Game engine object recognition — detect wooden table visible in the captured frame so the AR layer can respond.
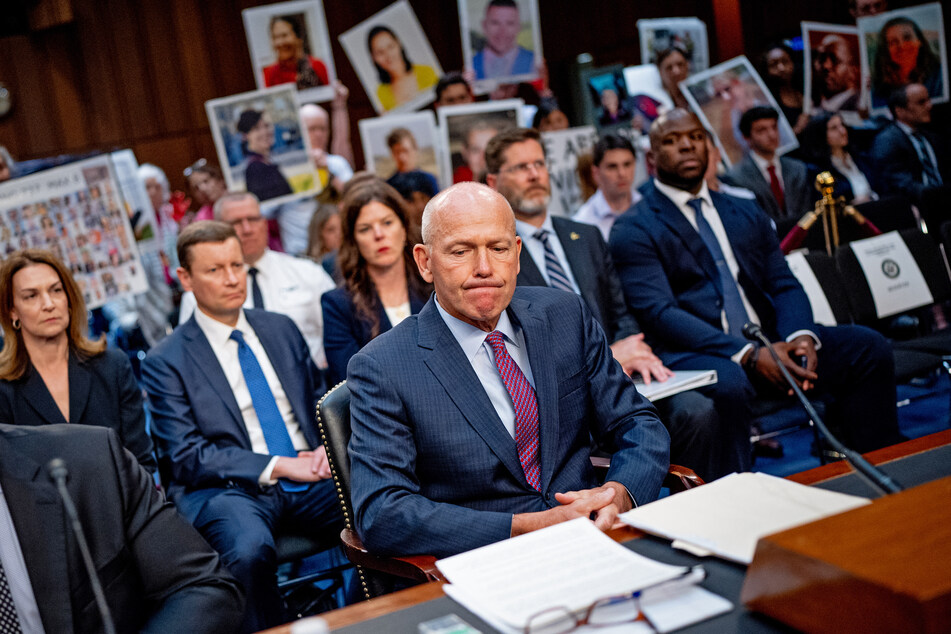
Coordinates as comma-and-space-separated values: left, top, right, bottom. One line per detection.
264, 429, 951, 633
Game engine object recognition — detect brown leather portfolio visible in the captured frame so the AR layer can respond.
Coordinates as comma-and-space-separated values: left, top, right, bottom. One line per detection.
741, 476, 951, 633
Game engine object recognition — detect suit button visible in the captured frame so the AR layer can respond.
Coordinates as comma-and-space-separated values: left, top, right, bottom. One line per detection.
716, 300, 722, 308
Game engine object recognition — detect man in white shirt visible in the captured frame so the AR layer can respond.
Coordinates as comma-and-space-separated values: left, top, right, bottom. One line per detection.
180, 192, 336, 372
724, 106, 810, 221
573, 134, 643, 241
142, 221, 345, 633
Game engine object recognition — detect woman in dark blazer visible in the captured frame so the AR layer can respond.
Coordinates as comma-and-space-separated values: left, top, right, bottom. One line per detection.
321, 178, 431, 385
0, 249, 156, 472
800, 113, 877, 205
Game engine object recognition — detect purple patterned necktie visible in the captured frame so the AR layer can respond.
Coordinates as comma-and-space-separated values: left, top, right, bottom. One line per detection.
485, 330, 540, 491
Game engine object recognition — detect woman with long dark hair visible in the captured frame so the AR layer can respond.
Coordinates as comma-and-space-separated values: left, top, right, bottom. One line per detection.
800, 113, 876, 204
321, 178, 431, 384
263, 14, 329, 89
872, 16, 943, 108
367, 25, 437, 111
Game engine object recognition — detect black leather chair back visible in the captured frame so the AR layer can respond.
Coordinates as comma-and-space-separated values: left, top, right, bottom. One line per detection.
316, 381, 355, 529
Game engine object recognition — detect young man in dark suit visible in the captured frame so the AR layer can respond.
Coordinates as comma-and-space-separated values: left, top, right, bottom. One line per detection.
0, 423, 243, 633
142, 221, 344, 633
610, 109, 903, 467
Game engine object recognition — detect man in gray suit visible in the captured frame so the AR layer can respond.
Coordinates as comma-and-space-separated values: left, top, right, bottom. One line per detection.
725, 106, 811, 222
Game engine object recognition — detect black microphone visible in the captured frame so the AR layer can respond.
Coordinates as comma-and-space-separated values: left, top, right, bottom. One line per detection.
47, 459, 118, 634
741, 323, 902, 496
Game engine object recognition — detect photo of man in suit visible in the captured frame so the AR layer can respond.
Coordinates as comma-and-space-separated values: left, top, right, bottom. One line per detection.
724, 106, 811, 221
486, 127, 735, 480
609, 109, 904, 470
347, 182, 670, 558
142, 221, 344, 633
0, 423, 243, 633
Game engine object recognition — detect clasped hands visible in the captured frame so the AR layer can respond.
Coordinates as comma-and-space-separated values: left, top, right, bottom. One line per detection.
610, 333, 674, 384
751, 334, 819, 394
271, 446, 332, 483
511, 481, 632, 537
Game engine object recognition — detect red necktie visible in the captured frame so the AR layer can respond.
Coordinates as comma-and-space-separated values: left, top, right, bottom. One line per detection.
485, 330, 541, 491
767, 164, 786, 213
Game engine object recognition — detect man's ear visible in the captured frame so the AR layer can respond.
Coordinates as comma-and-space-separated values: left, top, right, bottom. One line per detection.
485, 172, 498, 189
177, 267, 192, 292
413, 244, 434, 283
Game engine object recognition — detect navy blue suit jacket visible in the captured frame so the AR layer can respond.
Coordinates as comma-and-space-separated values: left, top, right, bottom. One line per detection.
348, 287, 669, 558
141, 309, 322, 516
516, 216, 639, 343
871, 123, 947, 203
321, 286, 428, 386
609, 182, 815, 361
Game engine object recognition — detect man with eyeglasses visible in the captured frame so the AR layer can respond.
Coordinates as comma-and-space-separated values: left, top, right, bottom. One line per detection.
179, 192, 336, 375
485, 128, 728, 481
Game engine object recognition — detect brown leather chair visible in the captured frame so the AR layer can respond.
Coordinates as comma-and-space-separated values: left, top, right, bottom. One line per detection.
317, 381, 704, 600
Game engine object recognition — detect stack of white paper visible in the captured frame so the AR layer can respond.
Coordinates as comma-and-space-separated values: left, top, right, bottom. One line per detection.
635, 370, 717, 402
620, 472, 871, 564
437, 518, 731, 633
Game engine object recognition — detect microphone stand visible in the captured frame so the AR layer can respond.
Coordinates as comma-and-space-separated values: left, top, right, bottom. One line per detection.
742, 323, 902, 496
48, 459, 118, 634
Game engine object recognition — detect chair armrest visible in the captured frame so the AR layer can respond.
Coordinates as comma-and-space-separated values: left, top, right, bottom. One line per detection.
664, 464, 705, 493
340, 528, 444, 583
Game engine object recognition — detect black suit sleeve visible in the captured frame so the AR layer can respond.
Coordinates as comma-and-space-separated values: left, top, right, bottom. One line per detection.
104, 429, 244, 633
597, 232, 641, 341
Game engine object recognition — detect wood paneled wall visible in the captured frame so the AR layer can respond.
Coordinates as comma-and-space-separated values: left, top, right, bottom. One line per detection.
9, 0, 929, 195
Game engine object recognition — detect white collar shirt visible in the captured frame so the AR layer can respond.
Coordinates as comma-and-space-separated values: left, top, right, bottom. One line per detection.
434, 299, 533, 440
0, 482, 44, 634
193, 307, 309, 483
572, 186, 644, 241
750, 151, 783, 189
180, 249, 336, 368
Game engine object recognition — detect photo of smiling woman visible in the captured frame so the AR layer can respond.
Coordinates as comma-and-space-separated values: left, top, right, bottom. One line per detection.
0, 249, 157, 472
320, 178, 431, 385
263, 14, 328, 89
237, 108, 294, 201
367, 25, 438, 112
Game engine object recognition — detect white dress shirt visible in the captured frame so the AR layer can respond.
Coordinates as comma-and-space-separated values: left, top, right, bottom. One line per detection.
435, 299, 534, 439
654, 179, 819, 360
572, 186, 644, 241
516, 215, 581, 294
193, 307, 310, 484
0, 483, 44, 634
830, 153, 874, 201
181, 249, 336, 368
750, 151, 783, 189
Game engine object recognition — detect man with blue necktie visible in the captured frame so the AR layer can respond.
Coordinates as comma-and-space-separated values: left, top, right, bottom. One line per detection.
347, 182, 669, 559
142, 221, 343, 633
609, 109, 904, 467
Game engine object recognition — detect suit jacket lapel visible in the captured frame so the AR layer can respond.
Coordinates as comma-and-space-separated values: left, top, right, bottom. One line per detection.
20, 367, 66, 426
508, 296, 559, 493
0, 434, 72, 634
180, 318, 248, 445
416, 300, 527, 487
67, 354, 92, 424
516, 238, 547, 286
552, 218, 590, 289
646, 183, 721, 292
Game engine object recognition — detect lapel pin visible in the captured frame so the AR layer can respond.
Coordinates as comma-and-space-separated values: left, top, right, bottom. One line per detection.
569, 232, 580, 240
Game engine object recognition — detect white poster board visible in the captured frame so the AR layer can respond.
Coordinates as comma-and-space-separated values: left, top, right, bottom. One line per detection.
110, 149, 161, 254
785, 251, 837, 326
637, 17, 710, 71
849, 231, 933, 318
358, 111, 443, 188
0, 156, 148, 308
540, 126, 598, 217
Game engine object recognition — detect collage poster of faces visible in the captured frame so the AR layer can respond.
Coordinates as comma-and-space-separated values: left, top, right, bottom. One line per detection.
0, 156, 148, 309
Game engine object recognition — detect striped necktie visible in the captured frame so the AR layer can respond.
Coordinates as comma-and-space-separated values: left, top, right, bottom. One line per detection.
533, 229, 574, 293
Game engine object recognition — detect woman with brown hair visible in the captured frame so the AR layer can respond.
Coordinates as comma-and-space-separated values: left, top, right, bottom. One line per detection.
321, 178, 431, 384
0, 249, 156, 472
